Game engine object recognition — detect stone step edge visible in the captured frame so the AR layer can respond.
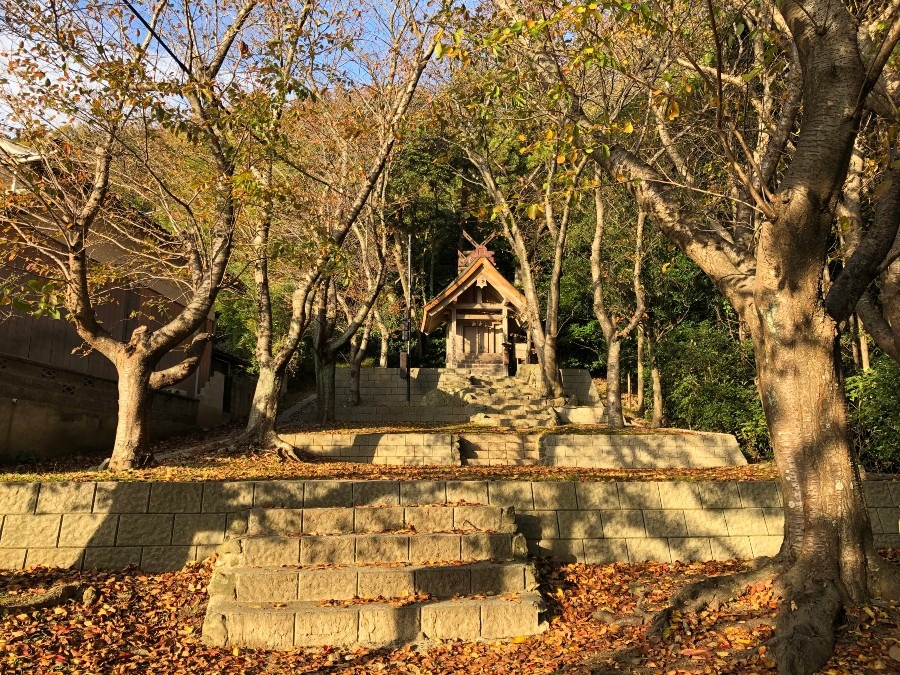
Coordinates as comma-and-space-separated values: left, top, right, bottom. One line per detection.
209, 560, 539, 602
225, 531, 529, 567
246, 504, 516, 537
202, 592, 548, 649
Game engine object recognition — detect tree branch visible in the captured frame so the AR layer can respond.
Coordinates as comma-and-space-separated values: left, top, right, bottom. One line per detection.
149, 332, 213, 390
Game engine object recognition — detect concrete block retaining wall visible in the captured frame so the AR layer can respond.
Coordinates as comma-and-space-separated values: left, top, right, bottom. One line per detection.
276, 431, 746, 468
460, 431, 746, 468
1, 479, 896, 572
279, 433, 460, 466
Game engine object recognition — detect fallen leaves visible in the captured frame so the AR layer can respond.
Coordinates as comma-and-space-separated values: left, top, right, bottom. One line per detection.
0, 554, 897, 673
0, 448, 782, 485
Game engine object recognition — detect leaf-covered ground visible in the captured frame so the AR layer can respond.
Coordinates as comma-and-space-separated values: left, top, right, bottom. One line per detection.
0, 450, 781, 485
0, 424, 790, 483
1, 552, 898, 674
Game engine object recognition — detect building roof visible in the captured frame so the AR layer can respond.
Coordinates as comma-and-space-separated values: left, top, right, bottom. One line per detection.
0, 138, 43, 164
420, 254, 527, 334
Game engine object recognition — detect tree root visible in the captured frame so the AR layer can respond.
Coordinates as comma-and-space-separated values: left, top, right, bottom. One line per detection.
774, 580, 842, 675
646, 550, 900, 675
867, 552, 900, 602
0, 583, 98, 615
646, 557, 782, 639
226, 431, 309, 462
98, 452, 155, 472
267, 435, 305, 462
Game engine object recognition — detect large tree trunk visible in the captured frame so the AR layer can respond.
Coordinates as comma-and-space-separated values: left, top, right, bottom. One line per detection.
243, 363, 285, 446
605, 339, 625, 428
109, 359, 154, 470
748, 287, 899, 671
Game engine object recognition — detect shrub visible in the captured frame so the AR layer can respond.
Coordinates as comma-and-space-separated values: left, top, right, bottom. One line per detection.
657, 321, 772, 461
845, 355, 900, 474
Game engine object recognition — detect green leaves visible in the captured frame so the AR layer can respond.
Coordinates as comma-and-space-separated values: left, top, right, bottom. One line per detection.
0, 279, 63, 319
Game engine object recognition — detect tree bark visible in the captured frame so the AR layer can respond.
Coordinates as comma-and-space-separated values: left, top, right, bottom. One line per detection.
858, 315, 870, 371
647, 328, 664, 428
375, 309, 389, 368
348, 318, 372, 406
243, 363, 285, 446
315, 355, 337, 424
109, 359, 154, 470
635, 325, 645, 416
605, 339, 624, 428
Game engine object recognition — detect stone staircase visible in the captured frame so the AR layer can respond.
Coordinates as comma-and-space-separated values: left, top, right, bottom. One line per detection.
435, 370, 561, 429
202, 503, 547, 649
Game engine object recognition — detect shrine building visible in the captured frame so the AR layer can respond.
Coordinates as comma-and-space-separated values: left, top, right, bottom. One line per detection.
420, 245, 527, 371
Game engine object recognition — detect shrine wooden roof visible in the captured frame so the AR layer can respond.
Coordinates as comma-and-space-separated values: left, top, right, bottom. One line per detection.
420, 255, 526, 334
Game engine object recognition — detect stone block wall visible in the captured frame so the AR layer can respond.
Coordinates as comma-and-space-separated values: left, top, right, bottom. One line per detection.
278, 433, 460, 465
459, 431, 746, 468
0, 479, 896, 572
323, 367, 601, 411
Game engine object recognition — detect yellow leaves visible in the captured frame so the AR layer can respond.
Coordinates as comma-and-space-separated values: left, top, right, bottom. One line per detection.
666, 100, 680, 120
545, 128, 555, 141
622, 121, 634, 134
556, 154, 566, 164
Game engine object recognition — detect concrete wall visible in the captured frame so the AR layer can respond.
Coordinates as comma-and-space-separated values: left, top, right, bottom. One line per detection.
1, 479, 896, 572
0, 355, 200, 462
0, 354, 253, 462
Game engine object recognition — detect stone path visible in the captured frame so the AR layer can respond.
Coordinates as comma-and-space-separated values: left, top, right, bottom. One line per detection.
202, 503, 547, 649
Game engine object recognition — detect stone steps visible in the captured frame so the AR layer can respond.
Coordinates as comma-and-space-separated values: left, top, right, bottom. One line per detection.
203, 592, 547, 649
246, 504, 515, 536
203, 502, 546, 650
236, 531, 528, 566
210, 560, 538, 603
436, 371, 559, 429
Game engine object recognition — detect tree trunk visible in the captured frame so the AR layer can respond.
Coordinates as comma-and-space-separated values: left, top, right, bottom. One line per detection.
849, 314, 861, 369
243, 363, 285, 446
857, 315, 870, 371
647, 328, 664, 428
605, 339, 624, 428
635, 325, 645, 415
349, 344, 362, 407
539, 333, 564, 401
375, 310, 389, 368
315, 355, 337, 424
109, 359, 154, 470
348, 322, 372, 408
